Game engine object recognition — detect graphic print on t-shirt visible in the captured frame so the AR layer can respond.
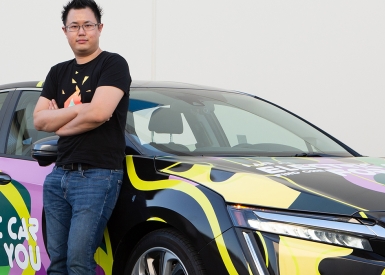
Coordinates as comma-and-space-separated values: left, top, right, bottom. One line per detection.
64, 72, 90, 108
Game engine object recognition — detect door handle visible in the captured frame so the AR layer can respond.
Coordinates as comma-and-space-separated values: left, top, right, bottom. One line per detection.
0, 172, 11, 185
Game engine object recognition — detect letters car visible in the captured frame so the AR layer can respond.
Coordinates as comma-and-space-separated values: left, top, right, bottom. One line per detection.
1, 80, 385, 275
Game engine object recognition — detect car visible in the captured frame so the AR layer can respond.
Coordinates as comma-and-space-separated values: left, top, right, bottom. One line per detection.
1, 80, 385, 275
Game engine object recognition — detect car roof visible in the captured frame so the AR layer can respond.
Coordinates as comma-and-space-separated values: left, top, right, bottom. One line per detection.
0, 81, 40, 90
0, 80, 236, 93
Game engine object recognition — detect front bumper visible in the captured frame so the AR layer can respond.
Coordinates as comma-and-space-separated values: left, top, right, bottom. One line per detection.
199, 227, 385, 275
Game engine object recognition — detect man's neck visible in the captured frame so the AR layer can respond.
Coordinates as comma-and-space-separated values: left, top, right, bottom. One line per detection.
75, 48, 103, 64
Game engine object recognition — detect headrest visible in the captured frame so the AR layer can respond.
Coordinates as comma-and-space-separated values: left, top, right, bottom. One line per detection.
148, 108, 183, 134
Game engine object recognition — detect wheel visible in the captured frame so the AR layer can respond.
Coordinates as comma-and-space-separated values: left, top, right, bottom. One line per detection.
124, 228, 205, 275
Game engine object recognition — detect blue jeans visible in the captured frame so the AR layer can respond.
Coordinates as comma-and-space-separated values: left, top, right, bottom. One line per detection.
43, 165, 123, 275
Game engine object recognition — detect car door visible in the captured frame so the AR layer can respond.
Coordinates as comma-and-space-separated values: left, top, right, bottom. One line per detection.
0, 88, 54, 274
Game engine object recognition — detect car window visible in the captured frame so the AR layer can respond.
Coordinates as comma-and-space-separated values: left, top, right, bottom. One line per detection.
132, 106, 197, 152
6, 91, 54, 157
0, 91, 8, 111
214, 104, 309, 151
127, 88, 352, 157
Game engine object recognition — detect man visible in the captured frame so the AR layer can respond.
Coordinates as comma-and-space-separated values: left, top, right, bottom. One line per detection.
33, 0, 131, 274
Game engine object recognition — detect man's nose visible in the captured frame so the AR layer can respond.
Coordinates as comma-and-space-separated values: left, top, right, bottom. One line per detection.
78, 26, 86, 35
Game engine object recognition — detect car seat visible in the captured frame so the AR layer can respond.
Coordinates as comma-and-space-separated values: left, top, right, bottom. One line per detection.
147, 107, 190, 153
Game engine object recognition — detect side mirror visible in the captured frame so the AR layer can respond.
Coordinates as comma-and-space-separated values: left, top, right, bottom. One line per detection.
0, 172, 11, 185
32, 136, 58, 166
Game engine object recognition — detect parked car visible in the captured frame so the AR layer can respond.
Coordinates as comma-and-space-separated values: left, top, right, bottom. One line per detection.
1, 80, 385, 275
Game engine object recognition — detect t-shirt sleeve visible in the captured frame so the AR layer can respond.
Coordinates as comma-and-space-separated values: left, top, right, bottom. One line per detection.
97, 54, 131, 95
40, 66, 58, 100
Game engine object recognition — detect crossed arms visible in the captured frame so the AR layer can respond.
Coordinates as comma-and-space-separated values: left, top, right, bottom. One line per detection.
33, 86, 124, 136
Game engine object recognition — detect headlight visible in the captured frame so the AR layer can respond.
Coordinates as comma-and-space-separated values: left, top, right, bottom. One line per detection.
228, 205, 373, 251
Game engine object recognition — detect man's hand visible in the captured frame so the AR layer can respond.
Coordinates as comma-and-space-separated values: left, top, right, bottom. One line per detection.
48, 99, 59, 110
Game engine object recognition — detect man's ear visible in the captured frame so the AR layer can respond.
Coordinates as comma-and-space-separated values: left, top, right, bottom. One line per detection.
98, 23, 104, 34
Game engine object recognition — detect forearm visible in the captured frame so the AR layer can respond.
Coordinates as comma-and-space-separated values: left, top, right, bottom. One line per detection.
55, 86, 124, 136
34, 106, 81, 132
55, 105, 106, 136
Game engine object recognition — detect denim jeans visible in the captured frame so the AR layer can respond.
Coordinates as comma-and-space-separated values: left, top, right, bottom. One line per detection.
43, 165, 123, 275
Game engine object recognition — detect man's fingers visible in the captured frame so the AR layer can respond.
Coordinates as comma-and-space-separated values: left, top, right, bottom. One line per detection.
47, 99, 59, 110
52, 99, 59, 109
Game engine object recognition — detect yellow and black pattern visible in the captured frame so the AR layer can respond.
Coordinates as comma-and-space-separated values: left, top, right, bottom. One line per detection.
156, 156, 385, 214
254, 231, 385, 275
150, 156, 385, 274
126, 156, 246, 274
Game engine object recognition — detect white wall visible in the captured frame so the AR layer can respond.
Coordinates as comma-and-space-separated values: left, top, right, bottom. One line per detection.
1, 0, 384, 156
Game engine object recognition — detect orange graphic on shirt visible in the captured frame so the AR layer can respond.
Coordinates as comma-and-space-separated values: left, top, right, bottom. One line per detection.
64, 85, 82, 108
63, 76, 90, 108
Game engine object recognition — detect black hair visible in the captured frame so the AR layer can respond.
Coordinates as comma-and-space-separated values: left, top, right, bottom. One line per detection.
62, 0, 103, 26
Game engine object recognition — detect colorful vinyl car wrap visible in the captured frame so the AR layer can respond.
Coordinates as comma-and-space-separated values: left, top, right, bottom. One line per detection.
0, 158, 114, 275
0, 177, 43, 275
0, 158, 49, 275
148, 155, 385, 275
3, 153, 385, 274
156, 156, 385, 214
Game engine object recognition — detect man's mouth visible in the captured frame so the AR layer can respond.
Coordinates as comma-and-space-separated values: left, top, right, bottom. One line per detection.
76, 39, 88, 44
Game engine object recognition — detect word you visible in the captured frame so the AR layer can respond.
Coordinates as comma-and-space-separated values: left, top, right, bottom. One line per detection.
1, 216, 41, 271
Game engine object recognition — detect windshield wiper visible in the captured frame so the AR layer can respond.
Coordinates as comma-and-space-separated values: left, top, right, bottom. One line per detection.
294, 153, 337, 157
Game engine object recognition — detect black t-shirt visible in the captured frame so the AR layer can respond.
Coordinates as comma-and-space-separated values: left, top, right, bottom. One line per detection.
41, 51, 131, 169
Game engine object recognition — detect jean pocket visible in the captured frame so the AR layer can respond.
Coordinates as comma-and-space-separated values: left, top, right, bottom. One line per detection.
115, 179, 123, 205
112, 170, 123, 204
81, 168, 111, 180
112, 169, 124, 175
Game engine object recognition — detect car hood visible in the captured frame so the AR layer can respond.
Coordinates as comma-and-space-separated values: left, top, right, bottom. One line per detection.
155, 156, 385, 217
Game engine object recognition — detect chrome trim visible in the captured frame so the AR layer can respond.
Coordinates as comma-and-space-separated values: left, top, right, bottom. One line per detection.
367, 224, 385, 239
0, 89, 15, 93
15, 88, 42, 91
253, 211, 375, 237
243, 232, 266, 275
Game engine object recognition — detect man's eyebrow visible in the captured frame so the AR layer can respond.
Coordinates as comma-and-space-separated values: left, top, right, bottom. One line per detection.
67, 20, 93, 25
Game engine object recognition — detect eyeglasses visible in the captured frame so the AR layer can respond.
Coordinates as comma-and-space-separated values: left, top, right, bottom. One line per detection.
65, 23, 100, 32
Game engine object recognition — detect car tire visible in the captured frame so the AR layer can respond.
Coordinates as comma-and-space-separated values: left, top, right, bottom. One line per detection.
124, 228, 206, 275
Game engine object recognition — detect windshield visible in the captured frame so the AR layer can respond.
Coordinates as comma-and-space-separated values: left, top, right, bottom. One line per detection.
126, 88, 354, 157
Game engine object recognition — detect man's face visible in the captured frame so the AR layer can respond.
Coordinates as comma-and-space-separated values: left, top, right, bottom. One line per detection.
63, 7, 103, 57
